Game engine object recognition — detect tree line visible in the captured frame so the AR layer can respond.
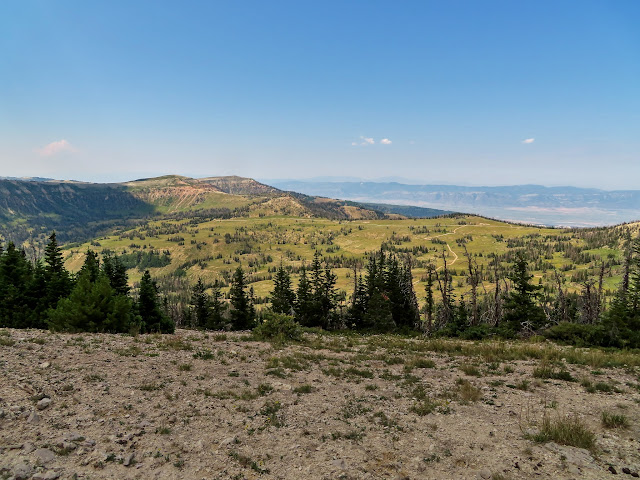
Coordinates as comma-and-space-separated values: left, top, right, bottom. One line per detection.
0, 233, 174, 334
3, 231, 640, 349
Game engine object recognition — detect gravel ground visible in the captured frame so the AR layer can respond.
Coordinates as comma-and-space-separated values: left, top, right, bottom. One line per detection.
1, 328, 639, 480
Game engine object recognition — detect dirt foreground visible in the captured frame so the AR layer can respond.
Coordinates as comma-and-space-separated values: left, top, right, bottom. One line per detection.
1, 328, 639, 480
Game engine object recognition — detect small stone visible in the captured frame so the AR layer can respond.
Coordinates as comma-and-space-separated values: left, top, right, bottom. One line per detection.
331, 459, 347, 470
27, 411, 41, 424
13, 462, 34, 480
123, 453, 135, 467
478, 469, 492, 479
23, 442, 36, 454
34, 447, 56, 464
37, 398, 52, 410
609, 466, 617, 474
631, 472, 639, 478
33, 471, 61, 480
63, 432, 83, 442
39, 362, 50, 369
623, 468, 631, 474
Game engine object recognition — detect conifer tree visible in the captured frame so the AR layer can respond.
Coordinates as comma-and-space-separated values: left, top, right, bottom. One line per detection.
229, 266, 255, 330
0, 243, 35, 328
295, 266, 313, 327
191, 278, 210, 328
43, 232, 73, 309
270, 265, 295, 314
47, 273, 132, 333
137, 270, 174, 333
102, 254, 130, 296
79, 249, 100, 283
502, 253, 546, 335
206, 281, 226, 330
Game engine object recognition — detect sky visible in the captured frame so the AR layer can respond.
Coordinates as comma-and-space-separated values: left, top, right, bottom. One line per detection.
1, 1, 639, 189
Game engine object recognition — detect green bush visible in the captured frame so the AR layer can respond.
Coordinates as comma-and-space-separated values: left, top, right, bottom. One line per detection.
252, 311, 302, 342
543, 322, 608, 347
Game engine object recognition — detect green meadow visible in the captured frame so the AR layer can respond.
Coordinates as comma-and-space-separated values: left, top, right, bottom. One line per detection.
63, 214, 638, 306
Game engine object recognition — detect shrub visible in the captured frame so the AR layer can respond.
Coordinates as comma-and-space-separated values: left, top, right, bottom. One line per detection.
252, 311, 302, 342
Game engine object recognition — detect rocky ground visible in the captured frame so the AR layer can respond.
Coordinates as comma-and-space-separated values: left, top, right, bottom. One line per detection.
1, 328, 639, 480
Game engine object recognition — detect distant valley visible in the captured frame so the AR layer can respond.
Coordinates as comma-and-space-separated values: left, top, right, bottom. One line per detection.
265, 180, 640, 227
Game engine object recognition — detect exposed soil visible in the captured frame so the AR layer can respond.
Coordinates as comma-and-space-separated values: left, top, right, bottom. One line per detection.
1, 329, 639, 480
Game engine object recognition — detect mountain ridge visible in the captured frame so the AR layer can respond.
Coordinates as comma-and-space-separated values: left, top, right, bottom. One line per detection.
0, 175, 452, 246
265, 180, 640, 227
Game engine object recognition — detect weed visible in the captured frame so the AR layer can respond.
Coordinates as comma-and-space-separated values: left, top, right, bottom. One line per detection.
601, 411, 629, 429
139, 383, 162, 392
459, 364, 482, 377
457, 379, 482, 403
293, 384, 313, 394
193, 349, 215, 360
527, 415, 596, 451
410, 399, 438, 416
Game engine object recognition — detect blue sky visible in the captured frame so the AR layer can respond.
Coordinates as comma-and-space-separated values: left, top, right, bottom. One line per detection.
1, 1, 639, 188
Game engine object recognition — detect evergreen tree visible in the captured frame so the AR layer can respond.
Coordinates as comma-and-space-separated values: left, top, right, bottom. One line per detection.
295, 266, 314, 327
501, 253, 546, 335
424, 264, 435, 332
79, 249, 100, 283
0, 243, 35, 328
206, 281, 227, 330
190, 278, 210, 328
102, 254, 130, 296
137, 270, 174, 333
42, 232, 73, 310
398, 260, 420, 329
47, 273, 133, 333
600, 237, 640, 347
317, 265, 339, 329
229, 266, 255, 330
349, 274, 367, 328
270, 265, 295, 314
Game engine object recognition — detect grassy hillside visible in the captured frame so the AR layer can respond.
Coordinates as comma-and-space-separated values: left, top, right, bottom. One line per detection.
63, 213, 639, 311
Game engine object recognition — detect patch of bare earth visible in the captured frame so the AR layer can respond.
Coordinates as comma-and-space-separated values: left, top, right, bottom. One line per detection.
1, 329, 639, 479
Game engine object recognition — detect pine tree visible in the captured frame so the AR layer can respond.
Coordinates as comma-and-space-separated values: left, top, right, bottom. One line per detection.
502, 253, 546, 335
270, 265, 295, 314
137, 270, 174, 333
229, 266, 255, 330
0, 243, 35, 328
349, 273, 368, 328
47, 274, 133, 333
79, 250, 100, 283
424, 264, 435, 332
42, 232, 73, 310
295, 266, 313, 327
191, 278, 210, 328
206, 281, 226, 330
102, 254, 130, 296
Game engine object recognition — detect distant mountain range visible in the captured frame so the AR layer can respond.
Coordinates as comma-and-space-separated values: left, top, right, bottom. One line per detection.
0, 175, 451, 246
264, 180, 640, 227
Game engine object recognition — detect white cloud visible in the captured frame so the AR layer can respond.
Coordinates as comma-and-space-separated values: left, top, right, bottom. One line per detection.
522, 138, 535, 144
352, 136, 389, 146
36, 139, 77, 156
